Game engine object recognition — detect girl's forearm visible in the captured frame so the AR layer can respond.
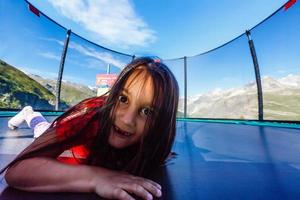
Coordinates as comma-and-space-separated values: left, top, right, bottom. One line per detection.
5, 157, 98, 193
5, 157, 162, 200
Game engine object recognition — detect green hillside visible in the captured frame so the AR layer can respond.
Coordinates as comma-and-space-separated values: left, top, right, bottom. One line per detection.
264, 91, 300, 120
60, 83, 96, 106
0, 59, 58, 109
29, 74, 96, 107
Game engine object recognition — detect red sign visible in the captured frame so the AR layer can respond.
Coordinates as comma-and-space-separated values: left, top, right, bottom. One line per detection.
96, 74, 118, 87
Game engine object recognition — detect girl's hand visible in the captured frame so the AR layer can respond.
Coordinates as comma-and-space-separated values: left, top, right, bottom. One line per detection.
92, 169, 162, 200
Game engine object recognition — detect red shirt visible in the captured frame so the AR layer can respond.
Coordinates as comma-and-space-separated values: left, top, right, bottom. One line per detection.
53, 96, 106, 164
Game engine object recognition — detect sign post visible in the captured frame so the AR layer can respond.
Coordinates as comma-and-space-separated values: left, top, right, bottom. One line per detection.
96, 74, 118, 96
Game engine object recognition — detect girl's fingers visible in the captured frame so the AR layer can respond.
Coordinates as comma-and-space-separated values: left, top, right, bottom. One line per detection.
121, 183, 153, 200
131, 177, 162, 194
111, 188, 135, 200
133, 179, 162, 198
94, 172, 162, 200
137, 177, 162, 190
122, 176, 162, 198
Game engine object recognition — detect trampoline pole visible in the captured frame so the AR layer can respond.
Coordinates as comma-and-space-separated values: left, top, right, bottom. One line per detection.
184, 56, 187, 118
55, 29, 71, 111
246, 30, 264, 120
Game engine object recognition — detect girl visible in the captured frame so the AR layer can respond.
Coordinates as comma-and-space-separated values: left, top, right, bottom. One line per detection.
1, 57, 179, 200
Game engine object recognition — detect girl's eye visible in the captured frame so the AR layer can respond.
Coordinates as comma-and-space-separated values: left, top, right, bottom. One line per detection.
118, 95, 128, 103
140, 107, 153, 117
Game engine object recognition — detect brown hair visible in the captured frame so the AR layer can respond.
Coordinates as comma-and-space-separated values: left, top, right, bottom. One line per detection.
1, 57, 179, 176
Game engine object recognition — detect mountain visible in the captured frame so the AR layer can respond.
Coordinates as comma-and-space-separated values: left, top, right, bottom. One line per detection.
0, 59, 96, 110
0, 59, 64, 109
2, 58, 300, 120
278, 74, 300, 87
29, 74, 97, 107
182, 75, 300, 120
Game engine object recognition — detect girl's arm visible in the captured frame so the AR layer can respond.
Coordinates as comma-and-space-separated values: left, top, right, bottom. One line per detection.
5, 157, 162, 200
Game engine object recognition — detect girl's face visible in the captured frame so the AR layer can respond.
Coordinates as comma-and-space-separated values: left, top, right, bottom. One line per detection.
109, 70, 154, 149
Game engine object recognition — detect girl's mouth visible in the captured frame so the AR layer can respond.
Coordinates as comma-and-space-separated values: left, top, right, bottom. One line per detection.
113, 125, 133, 137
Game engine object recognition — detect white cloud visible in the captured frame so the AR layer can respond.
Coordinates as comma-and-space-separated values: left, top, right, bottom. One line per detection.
38, 37, 64, 46
47, 0, 156, 47
37, 37, 127, 69
38, 52, 61, 61
69, 41, 127, 69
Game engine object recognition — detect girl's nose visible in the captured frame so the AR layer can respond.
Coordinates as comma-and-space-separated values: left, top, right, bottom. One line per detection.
120, 109, 136, 127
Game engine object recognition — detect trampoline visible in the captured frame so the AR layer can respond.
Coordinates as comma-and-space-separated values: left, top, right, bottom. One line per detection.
1, 0, 300, 199
1, 116, 300, 199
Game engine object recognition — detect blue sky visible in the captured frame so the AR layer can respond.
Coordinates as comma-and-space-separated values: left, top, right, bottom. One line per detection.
26, 0, 287, 59
0, 0, 299, 97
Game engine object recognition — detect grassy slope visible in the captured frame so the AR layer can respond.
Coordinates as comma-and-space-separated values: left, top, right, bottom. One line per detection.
0, 59, 55, 108
60, 83, 96, 106
0, 59, 96, 109
29, 75, 96, 107
264, 92, 300, 120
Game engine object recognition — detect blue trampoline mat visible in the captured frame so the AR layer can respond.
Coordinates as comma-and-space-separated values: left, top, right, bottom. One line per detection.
0, 117, 300, 199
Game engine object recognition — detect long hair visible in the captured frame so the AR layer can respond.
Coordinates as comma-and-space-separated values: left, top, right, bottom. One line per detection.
87, 57, 179, 175
0, 57, 179, 176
